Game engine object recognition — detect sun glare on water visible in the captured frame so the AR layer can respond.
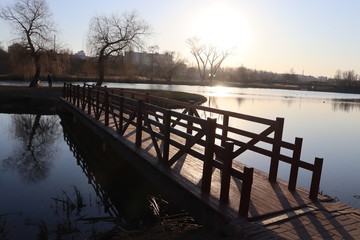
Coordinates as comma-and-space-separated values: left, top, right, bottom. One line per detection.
191, 3, 250, 52
208, 86, 232, 97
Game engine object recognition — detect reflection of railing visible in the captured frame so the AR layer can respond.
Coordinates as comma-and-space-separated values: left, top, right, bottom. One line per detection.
63, 83, 323, 218
61, 121, 119, 217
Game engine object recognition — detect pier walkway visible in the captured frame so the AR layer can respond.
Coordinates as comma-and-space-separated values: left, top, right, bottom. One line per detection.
61, 83, 360, 239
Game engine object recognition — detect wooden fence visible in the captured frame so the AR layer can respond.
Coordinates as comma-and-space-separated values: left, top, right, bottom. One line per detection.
63, 83, 324, 217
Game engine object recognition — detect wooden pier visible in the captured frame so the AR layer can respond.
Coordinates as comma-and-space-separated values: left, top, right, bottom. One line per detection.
59, 83, 360, 239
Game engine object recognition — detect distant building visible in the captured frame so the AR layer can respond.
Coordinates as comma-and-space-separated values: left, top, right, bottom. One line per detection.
124, 51, 171, 66
317, 76, 328, 81
297, 74, 317, 82
75, 50, 86, 59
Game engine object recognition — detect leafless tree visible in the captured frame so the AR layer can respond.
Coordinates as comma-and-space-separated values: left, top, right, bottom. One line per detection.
87, 11, 150, 86
342, 70, 358, 81
186, 37, 233, 81
334, 69, 358, 87
0, 0, 56, 87
156, 51, 186, 82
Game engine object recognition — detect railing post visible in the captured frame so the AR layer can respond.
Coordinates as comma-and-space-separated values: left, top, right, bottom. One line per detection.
62, 82, 66, 98
309, 157, 323, 200
76, 85, 80, 107
104, 91, 109, 126
95, 90, 100, 119
239, 167, 254, 217
119, 96, 124, 134
81, 85, 86, 110
220, 141, 234, 204
71, 85, 76, 105
135, 100, 143, 147
288, 137, 303, 190
66, 83, 69, 100
186, 101, 195, 136
201, 117, 217, 194
162, 110, 171, 163
221, 115, 229, 147
269, 117, 284, 182
87, 87, 91, 115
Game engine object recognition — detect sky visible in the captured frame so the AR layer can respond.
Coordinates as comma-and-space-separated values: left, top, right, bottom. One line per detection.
1, 0, 360, 78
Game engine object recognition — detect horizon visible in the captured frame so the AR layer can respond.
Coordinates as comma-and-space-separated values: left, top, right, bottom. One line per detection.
1, 0, 360, 78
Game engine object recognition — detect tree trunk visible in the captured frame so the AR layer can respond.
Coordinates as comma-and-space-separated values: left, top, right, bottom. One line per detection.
96, 54, 105, 86
29, 55, 41, 87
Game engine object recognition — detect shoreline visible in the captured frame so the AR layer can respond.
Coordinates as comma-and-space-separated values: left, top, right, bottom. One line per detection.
2, 75, 360, 95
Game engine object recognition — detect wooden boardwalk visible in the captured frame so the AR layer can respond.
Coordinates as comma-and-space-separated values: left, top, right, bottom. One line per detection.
113, 124, 327, 220
60, 83, 360, 239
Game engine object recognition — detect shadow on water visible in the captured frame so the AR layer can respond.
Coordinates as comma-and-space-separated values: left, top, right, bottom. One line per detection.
58, 113, 200, 237
2, 114, 60, 183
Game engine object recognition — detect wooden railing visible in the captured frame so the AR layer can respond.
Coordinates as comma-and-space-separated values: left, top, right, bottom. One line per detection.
63, 83, 324, 217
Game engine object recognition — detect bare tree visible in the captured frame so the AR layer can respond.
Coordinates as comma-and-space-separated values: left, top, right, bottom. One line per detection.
87, 11, 150, 86
334, 69, 358, 87
156, 51, 186, 82
186, 37, 233, 81
0, 0, 56, 87
342, 70, 358, 81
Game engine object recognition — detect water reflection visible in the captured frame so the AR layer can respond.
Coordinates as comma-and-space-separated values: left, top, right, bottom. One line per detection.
331, 99, 360, 112
2, 114, 60, 183
204, 94, 360, 210
59, 113, 192, 231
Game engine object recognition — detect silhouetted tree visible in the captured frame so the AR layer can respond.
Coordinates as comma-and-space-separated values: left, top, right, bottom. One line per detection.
235, 66, 250, 82
186, 37, 233, 81
334, 69, 342, 80
0, 45, 9, 74
7, 43, 34, 79
0, 0, 56, 87
87, 11, 150, 86
334, 69, 358, 87
342, 70, 357, 82
156, 51, 186, 82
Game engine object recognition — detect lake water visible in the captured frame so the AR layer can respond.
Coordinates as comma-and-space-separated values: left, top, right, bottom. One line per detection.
0, 113, 177, 239
100, 83, 360, 210
1, 81, 359, 215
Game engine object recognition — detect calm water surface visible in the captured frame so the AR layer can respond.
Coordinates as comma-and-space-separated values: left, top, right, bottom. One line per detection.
0, 113, 168, 239
0, 114, 117, 239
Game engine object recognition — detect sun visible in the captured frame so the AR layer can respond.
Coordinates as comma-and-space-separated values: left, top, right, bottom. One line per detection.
191, 3, 250, 52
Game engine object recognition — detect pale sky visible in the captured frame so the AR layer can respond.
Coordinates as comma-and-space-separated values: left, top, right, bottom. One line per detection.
1, 0, 360, 78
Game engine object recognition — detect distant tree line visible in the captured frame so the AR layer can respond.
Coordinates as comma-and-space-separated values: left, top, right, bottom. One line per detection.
1, 0, 360, 91
1, 42, 360, 89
